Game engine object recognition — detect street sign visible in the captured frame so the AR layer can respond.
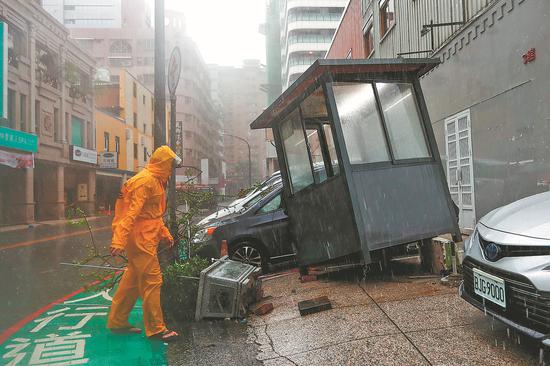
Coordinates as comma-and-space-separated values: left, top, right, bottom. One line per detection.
0, 22, 7, 120
167, 47, 181, 96
98, 151, 118, 169
0, 126, 38, 152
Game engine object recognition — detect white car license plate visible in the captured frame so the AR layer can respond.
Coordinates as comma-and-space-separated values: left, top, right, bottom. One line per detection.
473, 268, 506, 308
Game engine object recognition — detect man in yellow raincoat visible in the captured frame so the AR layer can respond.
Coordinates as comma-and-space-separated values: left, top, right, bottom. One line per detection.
107, 145, 180, 341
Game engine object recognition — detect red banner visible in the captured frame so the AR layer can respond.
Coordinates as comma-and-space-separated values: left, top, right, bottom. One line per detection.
0, 149, 34, 168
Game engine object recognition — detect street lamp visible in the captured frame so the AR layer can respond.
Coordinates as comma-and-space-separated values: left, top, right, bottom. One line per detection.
223, 132, 252, 187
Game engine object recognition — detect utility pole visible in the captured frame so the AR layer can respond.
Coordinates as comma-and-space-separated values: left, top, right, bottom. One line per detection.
169, 93, 177, 235
154, 0, 166, 148
167, 47, 182, 243
223, 133, 252, 187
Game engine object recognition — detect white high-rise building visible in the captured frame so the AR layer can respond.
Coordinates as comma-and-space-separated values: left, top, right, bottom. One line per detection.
279, 0, 347, 89
42, 0, 122, 28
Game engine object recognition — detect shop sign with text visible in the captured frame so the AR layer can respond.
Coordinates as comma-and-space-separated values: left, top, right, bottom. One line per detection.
71, 145, 97, 165
0, 127, 38, 153
99, 151, 118, 169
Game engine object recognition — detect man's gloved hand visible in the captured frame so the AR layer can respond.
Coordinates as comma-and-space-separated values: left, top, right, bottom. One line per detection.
110, 246, 125, 257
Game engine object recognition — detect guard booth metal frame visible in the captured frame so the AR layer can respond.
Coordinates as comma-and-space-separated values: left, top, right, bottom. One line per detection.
251, 59, 461, 266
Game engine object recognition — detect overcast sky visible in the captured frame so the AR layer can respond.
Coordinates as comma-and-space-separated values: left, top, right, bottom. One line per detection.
164, 0, 267, 67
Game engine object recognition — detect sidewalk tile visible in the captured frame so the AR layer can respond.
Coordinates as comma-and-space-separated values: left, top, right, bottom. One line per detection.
261, 304, 399, 356
406, 324, 538, 366
287, 334, 429, 366
379, 293, 479, 332
263, 357, 296, 366
361, 278, 455, 303
250, 283, 371, 326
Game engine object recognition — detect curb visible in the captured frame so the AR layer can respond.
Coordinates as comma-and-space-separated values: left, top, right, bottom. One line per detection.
0, 215, 112, 234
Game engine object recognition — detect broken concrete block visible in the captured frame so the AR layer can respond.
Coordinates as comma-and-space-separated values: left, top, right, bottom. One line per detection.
254, 303, 274, 316
298, 296, 332, 316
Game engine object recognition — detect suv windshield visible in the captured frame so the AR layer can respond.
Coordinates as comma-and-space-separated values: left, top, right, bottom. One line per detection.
239, 193, 264, 213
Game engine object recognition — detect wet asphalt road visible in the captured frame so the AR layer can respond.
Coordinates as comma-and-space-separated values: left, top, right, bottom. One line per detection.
0, 217, 114, 332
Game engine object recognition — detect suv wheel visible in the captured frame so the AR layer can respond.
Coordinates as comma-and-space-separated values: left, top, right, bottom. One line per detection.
230, 242, 267, 272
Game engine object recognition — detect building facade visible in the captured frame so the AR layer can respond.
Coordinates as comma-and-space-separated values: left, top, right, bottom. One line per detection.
165, 10, 224, 190
326, 0, 366, 59
45, 3, 225, 192
209, 60, 267, 194
264, 0, 282, 177
47, 0, 155, 87
95, 109, 126, 213
0, 0, 96, 225
279, 0, 347, 89
327, 0, 549, 231
41, 0, 122, 28
94, 70, 155, 212
95, 70, 154, 171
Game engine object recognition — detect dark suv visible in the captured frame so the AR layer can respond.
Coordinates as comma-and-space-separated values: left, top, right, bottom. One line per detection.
192, 184, 294, 271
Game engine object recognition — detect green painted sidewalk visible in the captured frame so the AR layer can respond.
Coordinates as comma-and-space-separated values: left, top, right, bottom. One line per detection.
1, 287, 167, 365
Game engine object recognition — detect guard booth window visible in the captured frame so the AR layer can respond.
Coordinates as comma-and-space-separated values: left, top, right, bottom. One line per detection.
300, 86, 341, 183
323, 125, 340, 175
280, 109, 314, 194
332, 82, 390, 164
305, 128, 328, 183
376, 82, 430, 160
281, 87, 341, 194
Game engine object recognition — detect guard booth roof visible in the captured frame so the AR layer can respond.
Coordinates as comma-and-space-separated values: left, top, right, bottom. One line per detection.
250, 58, 460, 267
250, 58, 440, 130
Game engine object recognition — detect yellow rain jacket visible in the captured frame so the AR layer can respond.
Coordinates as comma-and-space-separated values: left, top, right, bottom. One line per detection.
107, 145, 176, 337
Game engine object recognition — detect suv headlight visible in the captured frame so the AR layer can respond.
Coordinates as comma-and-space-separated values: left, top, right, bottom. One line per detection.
192, 225, 218, 244
464, 227, 477, 253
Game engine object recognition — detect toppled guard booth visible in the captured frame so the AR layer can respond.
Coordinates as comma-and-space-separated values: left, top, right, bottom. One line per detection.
250, 59, 461, 266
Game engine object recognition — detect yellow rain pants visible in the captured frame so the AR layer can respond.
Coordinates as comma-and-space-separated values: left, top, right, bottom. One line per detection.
107, 145, 176, 337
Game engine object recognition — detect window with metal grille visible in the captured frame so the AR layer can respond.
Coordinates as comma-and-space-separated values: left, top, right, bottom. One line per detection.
379, 0, 395, 38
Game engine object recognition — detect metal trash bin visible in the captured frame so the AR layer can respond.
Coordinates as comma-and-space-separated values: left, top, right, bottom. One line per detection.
195, 256, 261, 321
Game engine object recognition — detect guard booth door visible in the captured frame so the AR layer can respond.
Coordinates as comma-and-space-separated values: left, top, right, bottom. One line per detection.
445, 110, 475, 230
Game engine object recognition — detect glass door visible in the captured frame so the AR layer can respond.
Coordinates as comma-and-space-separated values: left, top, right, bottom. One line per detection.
445, 110, 475, 230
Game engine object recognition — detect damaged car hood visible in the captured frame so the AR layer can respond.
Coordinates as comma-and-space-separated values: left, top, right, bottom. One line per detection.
480, 191, 550, 240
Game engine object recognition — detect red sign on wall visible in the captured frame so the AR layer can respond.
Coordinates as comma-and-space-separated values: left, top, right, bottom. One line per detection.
522, 48, 536, 64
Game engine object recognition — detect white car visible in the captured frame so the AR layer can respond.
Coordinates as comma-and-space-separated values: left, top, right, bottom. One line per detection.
460, 191, 550, 344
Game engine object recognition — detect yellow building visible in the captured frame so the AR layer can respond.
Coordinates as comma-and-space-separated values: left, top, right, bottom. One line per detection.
95, 110, 128, 212
118, 71, 155, 172
94, 70, 155, 212
96, 110, 127, 170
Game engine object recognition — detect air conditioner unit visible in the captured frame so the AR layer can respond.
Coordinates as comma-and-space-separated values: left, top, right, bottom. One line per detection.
195, 256, 261, 321
140, 136, 145, 146
125, 129, 131, 140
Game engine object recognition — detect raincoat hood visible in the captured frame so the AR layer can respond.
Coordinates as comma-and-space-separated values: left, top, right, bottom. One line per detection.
146, 145, 177, 182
